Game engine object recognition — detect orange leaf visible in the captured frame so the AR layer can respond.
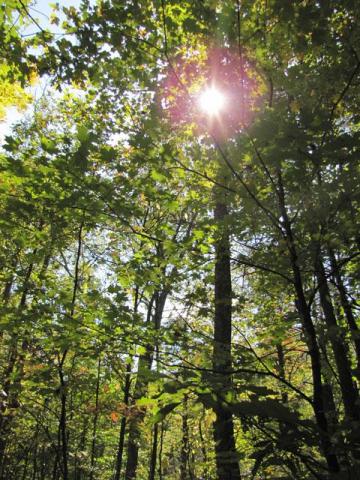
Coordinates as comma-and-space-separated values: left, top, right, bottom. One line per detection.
110, 412, 119, 423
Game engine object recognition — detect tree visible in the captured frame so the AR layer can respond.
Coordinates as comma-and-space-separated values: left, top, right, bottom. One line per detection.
1, 0, 360, 479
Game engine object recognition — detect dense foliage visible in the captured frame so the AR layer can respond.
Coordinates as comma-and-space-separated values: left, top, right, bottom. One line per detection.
1, 1, 360, 479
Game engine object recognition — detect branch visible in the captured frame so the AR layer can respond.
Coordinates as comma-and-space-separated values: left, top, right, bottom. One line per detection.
173, 157, 237, 194
321, 57, 360, 146
18, 0, 45, 32
212, 139, 284, 234
232, 256, 293, 283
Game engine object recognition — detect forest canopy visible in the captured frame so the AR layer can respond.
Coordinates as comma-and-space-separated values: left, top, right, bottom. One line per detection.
1, 1, 360, 479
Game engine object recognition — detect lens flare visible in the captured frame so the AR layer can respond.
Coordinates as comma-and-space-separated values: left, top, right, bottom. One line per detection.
198, 87, 226, 116
160, 47, 260, 138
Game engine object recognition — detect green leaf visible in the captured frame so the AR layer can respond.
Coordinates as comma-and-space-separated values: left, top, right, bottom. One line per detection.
77, 125, 90, 142
230, 400, 302, 426
151, 402, 181, 424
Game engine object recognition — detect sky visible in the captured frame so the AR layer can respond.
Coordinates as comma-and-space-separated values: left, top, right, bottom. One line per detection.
0, 0, 82, 142
25, 0, 80, 33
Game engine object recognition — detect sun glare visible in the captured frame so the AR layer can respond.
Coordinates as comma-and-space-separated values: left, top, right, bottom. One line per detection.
198, 87, 226, 116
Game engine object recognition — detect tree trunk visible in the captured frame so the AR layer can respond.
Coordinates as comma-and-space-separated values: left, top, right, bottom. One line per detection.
199, 411, 209, 479
115, 289, 140, 480
320, 338, 341, 436
0, 238, 52, 475
180, 396, 190, 480
31, 443, 38, 480
74, 417, 88, 480
114, 363, 131, 480
124, 291, 167, 480
276, 170, 340, 473
59, 361, 69, 480
0, 258, 35, 475
158, 422, 164, 480
148, 424, 158, 480
90, 357, 101, 480
329, 249, 360, 377
2, 278, 13, 304
52, 448, 60, 480
315, 255, 359, 423
212, 200, 241, 480
276, 343, 288, 404
58, 223, 83, 480
21, 450, 29, 480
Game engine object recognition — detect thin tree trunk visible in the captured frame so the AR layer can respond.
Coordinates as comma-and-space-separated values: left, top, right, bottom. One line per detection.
199, 411, 208, 478
40, 444, 46, 480
114, 363, 131, 480
315, 255, 359, 423
59, 361, 69, 480
32, 441, 38, 480
124, 291, 167, 480
90, 357, 101, 480
158, 422, 164, 480
0, 237, 52, 475
74, 417, 88, 480
0, 257, 35, 476
148, 424, 158, 480
114, 288, 139, 480
329, 249, 360, 376
317, 332, 350, 469
319, 336, 340, 439
58, 222, 83, 480
276, 170, 340, 473
180, 396, 189, 480
21, 450, 29, 480
2, 278, 13, 304
1, 250, 20, 306
124, 222, 192, 479
276, 343, 288, 404
124, 357, 149, 480
52, 449, 59, 480
212, 200, 241, 480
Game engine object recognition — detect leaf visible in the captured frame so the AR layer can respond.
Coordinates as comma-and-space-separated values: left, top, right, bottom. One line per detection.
110, 412, 119, 423
151, 402, 181, 424
163, 381, 181, 394
244, 385, 277, 397
136, 397, 155, 407
137, 345, 147, 355
229, 399, 302, 426
250, 442, 273, 479
77, 125, 90, 143
150, 170, 167, 183
40, 137, 57, 153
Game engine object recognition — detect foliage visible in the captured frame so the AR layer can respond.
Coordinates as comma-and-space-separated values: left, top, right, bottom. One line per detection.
0, 1, 360, 479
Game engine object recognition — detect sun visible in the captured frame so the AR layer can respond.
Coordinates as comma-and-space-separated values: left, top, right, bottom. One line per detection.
198, 87, 226, 116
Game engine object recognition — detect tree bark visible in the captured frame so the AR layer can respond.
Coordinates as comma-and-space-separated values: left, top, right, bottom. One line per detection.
0, 257, 35, 476
276, 343, 288, 405
148, 423, 158, 480
180, 396, 190, 480
158, 422, 164, 480
315, 255, 359, 423
114, 363, 131, 480
329, 249, 360, 377
59, 360, 69, 480
199, 411, 208, 479
276, 170, 340, 473
89, 357, 101, 480
212, 200, 241, 480
58, 222, 83, 480
74, 417, 88, 480
124, 291, 167, 480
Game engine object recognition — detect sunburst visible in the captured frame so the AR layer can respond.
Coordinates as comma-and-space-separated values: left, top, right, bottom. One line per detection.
198, 87, 226, 116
